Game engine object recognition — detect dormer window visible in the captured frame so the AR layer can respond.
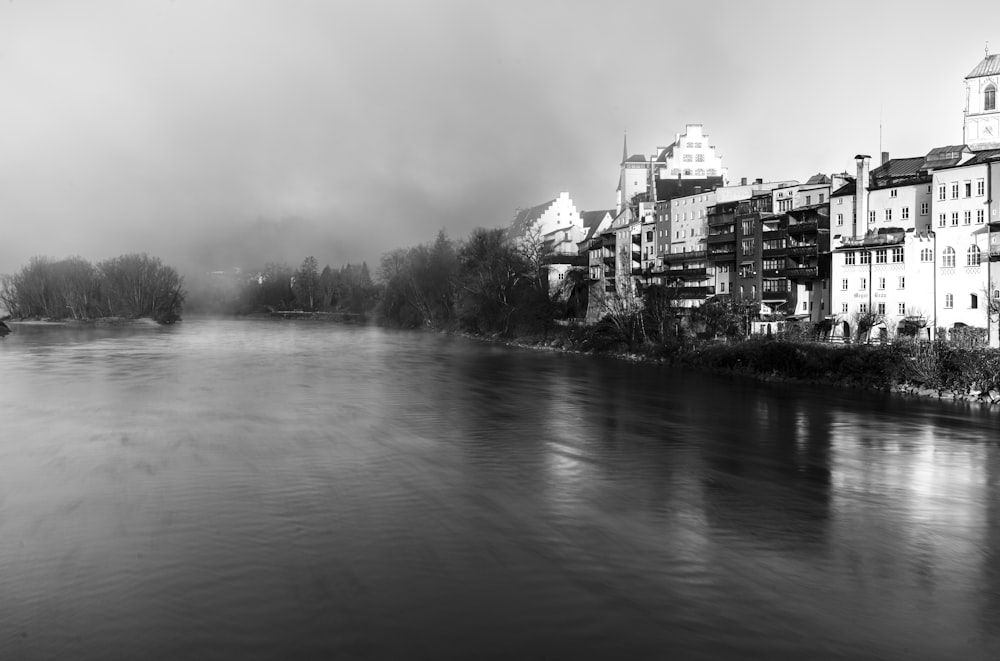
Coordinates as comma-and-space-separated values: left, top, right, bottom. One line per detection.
986, 84, 996, 111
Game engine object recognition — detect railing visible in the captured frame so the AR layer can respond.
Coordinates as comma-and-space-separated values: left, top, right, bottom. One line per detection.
677, 286, 716, 299
663, 250, 708, 263
707, 232, 736, 244
663, 267, 707, 279
761, 290, 792, 303
787, 220, 818, 234
762, 247, 786, 258
708, 248, 736, 260
786, 244, 818, 256
780, 266, 819, 278
761, 228, 788, 239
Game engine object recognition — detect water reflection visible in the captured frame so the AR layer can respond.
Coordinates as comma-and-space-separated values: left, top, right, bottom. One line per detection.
1, 320, 999, 659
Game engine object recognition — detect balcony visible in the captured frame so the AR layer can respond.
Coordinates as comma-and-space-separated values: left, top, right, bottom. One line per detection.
787, 220, 818, 235
602, 255, 616, 266
780, 266, 819, 278
785, 243, 818, 256
761, 228, 788, 239
663, 267, 707, 279
709, 247, 736, 261
761, 290, 792, 303
631, 234, 642, 246
707, 231, 736, 245
545, 254, 587, 267
990, 248, 1000, 262
663, 250, 708, 263
676, 285, 716, 299
762, 247, 786, 258
840, 231, 905, 248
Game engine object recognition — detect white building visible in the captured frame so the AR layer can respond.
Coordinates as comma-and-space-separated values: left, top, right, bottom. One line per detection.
963, 50, 1000, 151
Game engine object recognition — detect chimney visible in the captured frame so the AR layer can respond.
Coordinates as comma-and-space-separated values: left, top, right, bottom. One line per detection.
881, 151, 890, 166
855, 154, 871, 239
740, 177, 748, 186
754, 178, 763, 185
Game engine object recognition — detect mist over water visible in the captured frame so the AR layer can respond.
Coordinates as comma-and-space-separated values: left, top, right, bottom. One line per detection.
1, 319, 999, 660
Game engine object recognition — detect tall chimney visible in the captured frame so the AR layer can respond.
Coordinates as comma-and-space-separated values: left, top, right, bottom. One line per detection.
855, 155, 871, 239
881, 151, 890, 165
740, 177, 747, 186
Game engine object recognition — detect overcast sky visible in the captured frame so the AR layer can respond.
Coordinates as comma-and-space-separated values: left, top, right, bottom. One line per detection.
2, 0, 999, 276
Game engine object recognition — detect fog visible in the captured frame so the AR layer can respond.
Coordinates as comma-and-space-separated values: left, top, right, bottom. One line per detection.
1, 0, 995, 278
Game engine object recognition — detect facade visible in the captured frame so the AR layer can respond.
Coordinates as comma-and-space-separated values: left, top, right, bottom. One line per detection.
964, 51, 1000, 151
652, 124, 727, 181
509, 191, 583, 241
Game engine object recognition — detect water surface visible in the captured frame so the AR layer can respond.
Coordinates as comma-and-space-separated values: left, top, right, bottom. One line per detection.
2, 319, 999, 659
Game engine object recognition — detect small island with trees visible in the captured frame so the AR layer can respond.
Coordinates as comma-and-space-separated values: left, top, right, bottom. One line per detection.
0, 253, 185, 325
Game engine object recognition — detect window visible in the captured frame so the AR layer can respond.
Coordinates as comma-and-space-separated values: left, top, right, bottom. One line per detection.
842, 303, 849, 313
890, 189, 898, 198
841, 278, 848, 290
942, 246, 956, 268
967, 245, 981, 266
875, 249, 888, 264
683, 154, 692, 162
860, 277, 867, 290
920, 202, 928, 215
819, 194, 825, 204
837, 213, 844, 226
802, 301, 807, 311
986, 84, 997, 111
884, 209, 892, 222
939, 213, 947, 227
977, 179, 986, 196
952, 212, 959, 226
921, 248, 933, 262
869, 210, 876, 224
892, 247, 904, 263
720, 282, 725, 293
806, 195, 812, 206
978, 209, 985, 224
695, 154, 704, 162
684, 169, 692, 175
964, 211, 972, 225
707, 169, 717, 176
877, 302, 886, 315
845, 251, 856, 265
898, 276, 905, 289
938, 185, 947, 200
902, 207, 910, 220
945, 293, 953, 309
971, 294, 979, 309
898, 302, 906, 315
860, 251, 871, 265
859, 303, 868, 313
695, 169, 705, 176
964, 181, 972, 198
951, 182, 959, 199
878, 277, 886, 289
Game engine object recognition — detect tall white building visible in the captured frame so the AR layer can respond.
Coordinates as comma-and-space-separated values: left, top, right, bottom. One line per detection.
963, 50, 1000, 151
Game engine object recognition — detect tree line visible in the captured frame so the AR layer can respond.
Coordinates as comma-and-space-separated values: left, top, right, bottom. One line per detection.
0, 253, 185, 323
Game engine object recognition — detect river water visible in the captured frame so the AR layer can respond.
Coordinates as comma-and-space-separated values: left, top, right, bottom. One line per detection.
1, 318, 998, 660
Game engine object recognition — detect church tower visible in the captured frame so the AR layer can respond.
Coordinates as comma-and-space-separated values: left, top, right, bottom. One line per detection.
963, 47, 1000, 151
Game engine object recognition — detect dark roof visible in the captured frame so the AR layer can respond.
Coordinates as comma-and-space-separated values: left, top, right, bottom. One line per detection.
871, 156, 924, 180
654, 176, 725, 202
625, 154, 648, 163
805, 173, 831, 185
966, 148, 1000, 165
579, 210, 611, 242
654, 145, 674, 163
508, 199, 556, 239
967, 53, 1000, 78
831, 180, 856, 197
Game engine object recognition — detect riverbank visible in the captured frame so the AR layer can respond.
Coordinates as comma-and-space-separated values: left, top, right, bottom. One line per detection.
8, 317, 164, 327
461, 325, 1000, 408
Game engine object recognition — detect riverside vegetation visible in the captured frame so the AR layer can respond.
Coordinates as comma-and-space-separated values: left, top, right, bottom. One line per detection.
6, 230, 999, 403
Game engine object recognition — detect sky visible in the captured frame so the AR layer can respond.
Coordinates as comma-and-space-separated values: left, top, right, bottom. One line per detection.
2, 0, 1000, 278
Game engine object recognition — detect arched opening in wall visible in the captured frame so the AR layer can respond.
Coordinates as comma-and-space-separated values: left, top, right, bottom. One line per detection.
985, 83, 996, 112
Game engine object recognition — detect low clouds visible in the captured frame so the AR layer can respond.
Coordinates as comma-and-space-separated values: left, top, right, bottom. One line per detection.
1, 1, 996, 277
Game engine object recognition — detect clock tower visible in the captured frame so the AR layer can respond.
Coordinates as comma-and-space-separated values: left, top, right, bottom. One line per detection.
963, 48, 1000, 151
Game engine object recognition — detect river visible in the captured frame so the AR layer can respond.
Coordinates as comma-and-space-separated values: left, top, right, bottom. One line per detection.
1, 318, 998, 660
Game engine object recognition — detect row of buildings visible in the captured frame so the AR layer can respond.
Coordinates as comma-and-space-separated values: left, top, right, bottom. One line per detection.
510, 51, 1000, 345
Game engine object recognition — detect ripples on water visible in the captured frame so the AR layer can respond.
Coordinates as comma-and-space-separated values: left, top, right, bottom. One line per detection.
1, 319, 999, 660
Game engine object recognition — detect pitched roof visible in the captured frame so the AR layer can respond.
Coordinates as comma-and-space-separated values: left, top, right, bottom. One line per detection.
967, 53, 1000, 78
870, 156, 924, 180
654, 176, 725, 202
625, 154, 648, 163
966, 148, 1000, 165
831, 180, 856, 197
805, 173, 831, 185
508, 199, 556, 239
579, 210, 612, 242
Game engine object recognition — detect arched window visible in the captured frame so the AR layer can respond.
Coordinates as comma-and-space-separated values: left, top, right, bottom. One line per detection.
967, 245, 982, 266
986, 84, 996, 111
942, 246, 956, 268
921, 247, 933, 262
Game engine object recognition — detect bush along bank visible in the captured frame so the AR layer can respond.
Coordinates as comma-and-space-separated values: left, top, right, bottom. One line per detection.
484, 323, 1000, 407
